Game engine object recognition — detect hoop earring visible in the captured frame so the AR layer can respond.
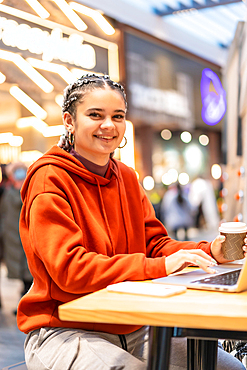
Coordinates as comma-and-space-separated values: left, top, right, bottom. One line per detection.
68, 131, 74, 146
118, 136, 127, 149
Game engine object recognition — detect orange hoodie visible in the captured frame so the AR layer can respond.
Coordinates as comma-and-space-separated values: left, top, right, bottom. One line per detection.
17, 145, 211, 334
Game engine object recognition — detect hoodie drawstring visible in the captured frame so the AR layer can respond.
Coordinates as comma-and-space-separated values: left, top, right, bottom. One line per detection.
115, 175, 130, 254
95, 177, 114, 254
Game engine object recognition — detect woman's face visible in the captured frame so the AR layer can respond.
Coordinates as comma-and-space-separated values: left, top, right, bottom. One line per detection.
63, 87, 126, 165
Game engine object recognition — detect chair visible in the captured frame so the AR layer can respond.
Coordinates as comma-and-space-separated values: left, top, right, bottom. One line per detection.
1, 361, 27, 370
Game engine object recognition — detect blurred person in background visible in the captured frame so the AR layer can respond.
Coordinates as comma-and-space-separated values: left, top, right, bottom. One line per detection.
189, 176, 220, 232
160, 182, 194, 241
0, 162, 33, 313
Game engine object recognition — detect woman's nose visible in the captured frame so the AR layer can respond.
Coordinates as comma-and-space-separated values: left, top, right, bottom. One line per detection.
100, 117, 115, 129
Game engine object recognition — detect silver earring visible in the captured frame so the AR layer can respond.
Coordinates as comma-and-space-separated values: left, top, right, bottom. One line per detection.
118, 136, 127, 149
68, 131, 74, 146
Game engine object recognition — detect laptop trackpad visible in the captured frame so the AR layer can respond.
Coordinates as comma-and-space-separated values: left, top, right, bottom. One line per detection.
153, 263, 241, 285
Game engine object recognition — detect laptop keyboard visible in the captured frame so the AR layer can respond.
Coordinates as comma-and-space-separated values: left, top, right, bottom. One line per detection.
192, 269, 241, 286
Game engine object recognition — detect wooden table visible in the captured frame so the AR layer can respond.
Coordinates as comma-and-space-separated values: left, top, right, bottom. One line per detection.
59, 285, 247, 370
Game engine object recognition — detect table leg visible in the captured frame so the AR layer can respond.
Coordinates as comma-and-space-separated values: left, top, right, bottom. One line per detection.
187, 338, 218, 370
147, 326, 173, 370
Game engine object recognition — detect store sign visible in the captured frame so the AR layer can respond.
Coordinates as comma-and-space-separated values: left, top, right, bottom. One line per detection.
130, 83, 190, 118
0, 16, 96, 69
200, 68, 226, 126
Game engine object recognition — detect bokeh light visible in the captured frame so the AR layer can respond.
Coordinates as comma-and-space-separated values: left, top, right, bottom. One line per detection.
162, 173, 173, 186
143, 175, 155, 191
180, 131, 192, 143
211, 164, 222, 179
199, 134, 209, 146
178, 172, 189, 185
168, 168, 178, 183
161, 129, 172, 140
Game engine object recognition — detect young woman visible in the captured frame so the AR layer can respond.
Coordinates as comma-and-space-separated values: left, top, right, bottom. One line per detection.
17, 74, 245, 370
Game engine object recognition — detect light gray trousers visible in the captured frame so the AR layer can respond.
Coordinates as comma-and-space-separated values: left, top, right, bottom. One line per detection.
24, 326, 246, 370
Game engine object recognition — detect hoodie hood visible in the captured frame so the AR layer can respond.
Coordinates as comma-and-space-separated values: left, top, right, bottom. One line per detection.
21, 145, 119, 202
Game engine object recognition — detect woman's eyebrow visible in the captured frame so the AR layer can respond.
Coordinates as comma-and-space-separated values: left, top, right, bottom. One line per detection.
86, 108, 126, 114
86, 108, 103, 111
115, 109, 126, 114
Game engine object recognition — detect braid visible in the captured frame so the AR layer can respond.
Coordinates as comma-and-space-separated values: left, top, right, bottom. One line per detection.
59, 74, 127, 152
62, 74, 127, 115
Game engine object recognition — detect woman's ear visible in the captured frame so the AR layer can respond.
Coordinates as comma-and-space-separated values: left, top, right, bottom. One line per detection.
63, 112, 75, 134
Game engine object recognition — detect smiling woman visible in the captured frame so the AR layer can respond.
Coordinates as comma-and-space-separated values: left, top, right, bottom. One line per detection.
61, 75, 127, 165
16, 74, 246, 370
58, 74, 127, 164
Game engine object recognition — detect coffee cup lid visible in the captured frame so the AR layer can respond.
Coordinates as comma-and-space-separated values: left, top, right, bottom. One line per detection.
219, 222, 247, 233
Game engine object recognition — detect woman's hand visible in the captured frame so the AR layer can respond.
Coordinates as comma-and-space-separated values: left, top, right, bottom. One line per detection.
211, 235, 247, 264
165, 249, 217, 276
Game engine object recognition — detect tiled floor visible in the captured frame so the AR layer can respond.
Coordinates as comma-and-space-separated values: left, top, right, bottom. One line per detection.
0, 264, 26, 369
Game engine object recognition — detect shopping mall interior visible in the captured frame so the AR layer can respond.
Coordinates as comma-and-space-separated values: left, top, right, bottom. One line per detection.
0, 0, 246, 368
0, 0, 246, 222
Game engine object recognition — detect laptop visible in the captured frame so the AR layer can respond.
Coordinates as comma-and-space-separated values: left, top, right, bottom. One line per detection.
153, 260, 247, 293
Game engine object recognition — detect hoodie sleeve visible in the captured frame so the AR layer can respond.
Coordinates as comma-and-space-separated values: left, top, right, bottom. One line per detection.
27, 192, 169, 294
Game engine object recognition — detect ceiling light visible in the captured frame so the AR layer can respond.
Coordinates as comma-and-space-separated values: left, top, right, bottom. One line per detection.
70, 2, 115, 35
16, 117, 48, 134
0, 132, 23, 147
52, 0, 87, 31
10, 86, 48, 120
9, 135, 24, 147
27, 58, 75, 83
0, 71, 6, 83
16, 117, 64, 137
24, 0, 50, 19
55, 94, 63, 108
0, 132, 13, 144
43, 125, 65, 137
119, 120, 135, 170
20, 150, 43, 164
0, 49, 54, 93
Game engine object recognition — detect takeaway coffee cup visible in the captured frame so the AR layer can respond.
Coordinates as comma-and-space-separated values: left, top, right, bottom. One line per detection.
219, 222, 247, 260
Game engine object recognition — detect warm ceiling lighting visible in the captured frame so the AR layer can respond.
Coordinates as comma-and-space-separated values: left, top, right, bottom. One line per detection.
0, 71, 6, 83
10, 86, 48, 120
119, 120, 135, 170
0, 132, 13, 144
24, 0, 50, 19
43, 125, 65, 137
17, 117, 64, 137
16, 116, 48, 133
55, 94, 63, 107
27, 58, 75, 84
52, 0, 87, 31
70, 2, 115, 35
0, 132, 23, 146
0, 49, 54, 93
9, 135, 24, 147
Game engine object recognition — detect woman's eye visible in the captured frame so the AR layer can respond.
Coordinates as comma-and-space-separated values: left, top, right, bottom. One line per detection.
89, 112, 100, 118
114, 114, 125, 120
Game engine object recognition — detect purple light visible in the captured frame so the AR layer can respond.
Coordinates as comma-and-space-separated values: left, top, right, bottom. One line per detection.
200, 68, 226, 126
